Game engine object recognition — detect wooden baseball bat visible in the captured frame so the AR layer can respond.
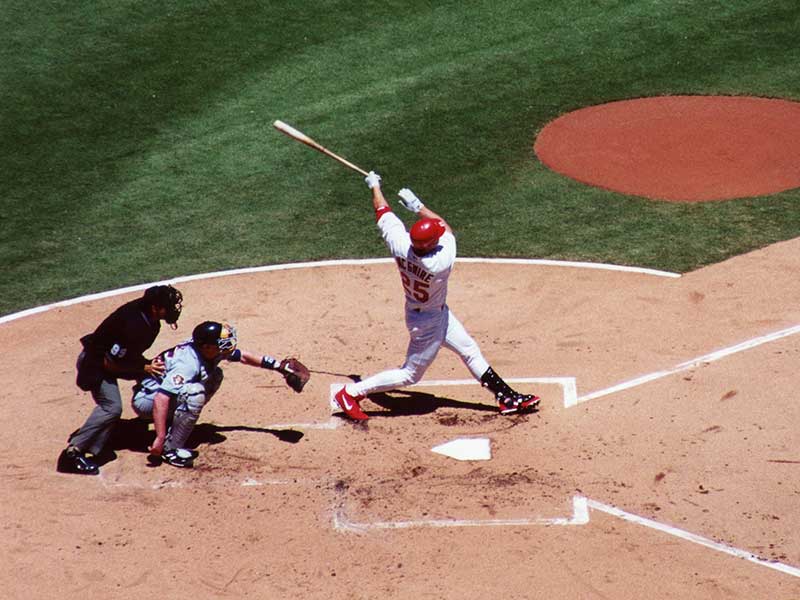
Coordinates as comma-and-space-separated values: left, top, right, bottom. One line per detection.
273, 120, 369, 177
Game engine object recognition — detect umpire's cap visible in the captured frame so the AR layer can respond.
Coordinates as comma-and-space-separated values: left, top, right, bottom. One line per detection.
143, 285, 183, 326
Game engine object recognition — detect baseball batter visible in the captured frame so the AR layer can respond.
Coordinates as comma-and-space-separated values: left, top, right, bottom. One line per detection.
334, 171, 540, 421
132, 320, 309, 468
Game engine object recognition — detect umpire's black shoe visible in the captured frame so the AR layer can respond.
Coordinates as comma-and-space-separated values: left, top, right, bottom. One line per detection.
57, 447, 100, 475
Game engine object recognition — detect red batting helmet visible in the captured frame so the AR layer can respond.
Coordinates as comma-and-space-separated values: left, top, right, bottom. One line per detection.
410, 218, 446, 253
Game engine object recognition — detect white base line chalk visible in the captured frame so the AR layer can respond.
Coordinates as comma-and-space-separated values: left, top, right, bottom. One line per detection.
575, 323, 800, 405
586, 498, 800, 579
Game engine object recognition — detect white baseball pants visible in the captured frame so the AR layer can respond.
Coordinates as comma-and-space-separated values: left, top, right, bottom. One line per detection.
348, 306, 489, 397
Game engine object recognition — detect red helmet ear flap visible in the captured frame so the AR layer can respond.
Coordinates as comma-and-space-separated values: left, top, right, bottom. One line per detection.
410, 218, 445, 250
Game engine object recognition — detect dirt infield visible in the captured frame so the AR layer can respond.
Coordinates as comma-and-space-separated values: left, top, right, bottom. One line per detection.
3, 238, 800, 598
5, 94, 800, 599
534, 95, 800, 201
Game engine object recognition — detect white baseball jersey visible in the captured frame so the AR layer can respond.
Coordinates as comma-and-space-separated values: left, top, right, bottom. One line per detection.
378, 211, 455, 311
347, 210, 489, 399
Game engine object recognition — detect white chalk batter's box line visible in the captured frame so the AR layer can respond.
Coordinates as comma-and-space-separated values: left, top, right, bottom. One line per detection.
327, 378, 576, 413
333, 494, 800, 579
328, 323, 800, 410
327, 320, 800, 411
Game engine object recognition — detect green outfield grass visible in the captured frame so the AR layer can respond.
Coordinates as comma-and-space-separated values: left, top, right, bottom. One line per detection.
2, 0, 799, 316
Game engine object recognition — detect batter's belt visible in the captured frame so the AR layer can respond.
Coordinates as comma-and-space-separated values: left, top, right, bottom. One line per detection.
411, 304, 445, 313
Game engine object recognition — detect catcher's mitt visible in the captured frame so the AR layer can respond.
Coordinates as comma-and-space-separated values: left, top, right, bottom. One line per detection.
279, 358, 310, 393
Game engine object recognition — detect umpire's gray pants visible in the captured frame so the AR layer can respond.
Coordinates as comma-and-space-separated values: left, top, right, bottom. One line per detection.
69, 375, 123, 456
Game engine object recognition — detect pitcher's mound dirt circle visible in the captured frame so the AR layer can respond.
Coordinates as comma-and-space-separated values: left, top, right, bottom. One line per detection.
534, 95, 800, 202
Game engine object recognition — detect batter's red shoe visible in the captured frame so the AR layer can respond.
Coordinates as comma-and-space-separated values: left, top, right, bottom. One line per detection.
334, 386, 369, 421
498, 392, 541, 415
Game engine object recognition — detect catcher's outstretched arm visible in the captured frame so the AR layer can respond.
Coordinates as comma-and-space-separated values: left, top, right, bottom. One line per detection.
229, 348, 276, 368
225, 349, 310, 393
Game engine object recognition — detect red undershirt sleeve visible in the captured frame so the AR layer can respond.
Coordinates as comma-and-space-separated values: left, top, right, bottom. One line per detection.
375, 205, 392, 222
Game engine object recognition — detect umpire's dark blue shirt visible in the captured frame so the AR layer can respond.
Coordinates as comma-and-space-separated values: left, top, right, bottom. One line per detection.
80, 298, 160, 380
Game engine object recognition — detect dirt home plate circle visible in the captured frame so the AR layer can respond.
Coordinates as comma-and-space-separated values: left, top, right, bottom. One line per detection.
534, 95, 800, 202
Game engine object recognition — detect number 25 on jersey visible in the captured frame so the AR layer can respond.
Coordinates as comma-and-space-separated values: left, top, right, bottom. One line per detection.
400, 273, 430, 302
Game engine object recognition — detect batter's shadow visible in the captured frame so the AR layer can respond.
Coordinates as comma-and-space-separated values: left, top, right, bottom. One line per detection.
364, 389, 497, 417
108, 418, 304, 459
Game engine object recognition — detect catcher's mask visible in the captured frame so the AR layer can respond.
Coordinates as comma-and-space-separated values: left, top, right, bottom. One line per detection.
192, 321, 238, 354
410, 218, 446, 254
143, 285, 183, 328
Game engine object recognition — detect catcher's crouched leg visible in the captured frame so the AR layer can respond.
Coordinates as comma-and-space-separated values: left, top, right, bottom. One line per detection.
165, 377, 217, 452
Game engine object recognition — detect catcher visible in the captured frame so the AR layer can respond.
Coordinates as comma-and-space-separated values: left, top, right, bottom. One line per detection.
131, 320, 309, 468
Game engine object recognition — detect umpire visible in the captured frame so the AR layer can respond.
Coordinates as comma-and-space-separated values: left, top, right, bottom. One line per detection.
57, 284, 183, 475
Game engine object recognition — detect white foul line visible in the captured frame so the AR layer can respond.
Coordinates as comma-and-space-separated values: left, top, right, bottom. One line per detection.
574, 323, 800, 405
586, 498, 800, 579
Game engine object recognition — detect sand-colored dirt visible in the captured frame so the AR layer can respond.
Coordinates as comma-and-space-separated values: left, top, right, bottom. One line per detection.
3, 238, 800, 599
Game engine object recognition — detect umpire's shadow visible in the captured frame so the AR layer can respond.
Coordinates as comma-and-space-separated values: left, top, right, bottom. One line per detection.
365, 389, 496, 417
109, 418, 304, 459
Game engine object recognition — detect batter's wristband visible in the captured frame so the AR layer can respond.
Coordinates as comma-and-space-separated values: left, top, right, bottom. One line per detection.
375, 205, 392, 222
261, 355, 278, 370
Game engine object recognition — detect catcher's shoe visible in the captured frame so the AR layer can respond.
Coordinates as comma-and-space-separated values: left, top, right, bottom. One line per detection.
497, 392, 540, 415
162, 448, 195, 468
57, 447, 99, 475
334, 386, 369, 421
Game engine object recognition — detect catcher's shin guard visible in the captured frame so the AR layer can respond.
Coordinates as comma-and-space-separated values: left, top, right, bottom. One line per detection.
165, 409, 198, 450
166, 382, 208, 450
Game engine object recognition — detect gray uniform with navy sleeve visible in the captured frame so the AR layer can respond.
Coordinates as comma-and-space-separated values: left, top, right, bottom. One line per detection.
132, 341, 231, 450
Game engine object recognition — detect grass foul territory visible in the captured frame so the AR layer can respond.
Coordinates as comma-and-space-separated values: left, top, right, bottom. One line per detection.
1, 0, 799, 315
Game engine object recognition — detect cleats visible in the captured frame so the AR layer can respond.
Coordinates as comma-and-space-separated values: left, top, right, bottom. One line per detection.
334, 386, 369, 421
498, 393, 541, 415
162, 448, 195, 468
57, 447, 100, 475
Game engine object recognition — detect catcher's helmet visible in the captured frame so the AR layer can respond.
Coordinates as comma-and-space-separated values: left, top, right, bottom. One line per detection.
192, 321, 238, 353
143, 285, 183, 326
410, 218, 446, 253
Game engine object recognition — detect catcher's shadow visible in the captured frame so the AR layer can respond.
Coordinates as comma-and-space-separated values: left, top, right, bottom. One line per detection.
109, 419, 304, 457
363, 389, 497, 417
188, 423, 304, 446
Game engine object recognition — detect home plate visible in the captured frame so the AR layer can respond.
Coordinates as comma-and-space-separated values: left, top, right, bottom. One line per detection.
431, 438, 491, 461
